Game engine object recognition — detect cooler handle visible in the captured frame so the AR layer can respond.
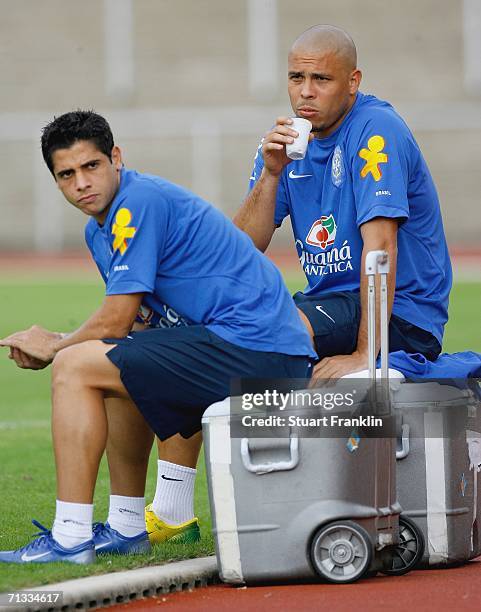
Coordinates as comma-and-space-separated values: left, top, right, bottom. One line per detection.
365, 250, 390, 381
240, 436, 299, 474
396, 423, 410, 460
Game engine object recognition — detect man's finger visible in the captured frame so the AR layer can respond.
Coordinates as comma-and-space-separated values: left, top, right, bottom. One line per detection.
265, 132, 296, 145
0, 337, 24, 349
311, 362, 338, 387
267, 128, 298, 141
12, 347, 28, 368
264, 143, 285, 152
0, 332, 25, 346
275, 116, 293, 125
309, 365, 329, 388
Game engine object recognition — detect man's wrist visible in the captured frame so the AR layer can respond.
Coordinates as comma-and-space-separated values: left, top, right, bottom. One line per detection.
352, 348, 369, 361
261, 166, 283, 180
52, 332, 68, 357
354, 347, 368, 356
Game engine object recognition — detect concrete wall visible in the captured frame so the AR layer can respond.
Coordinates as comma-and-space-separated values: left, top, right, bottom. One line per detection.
0, 0, 479, 251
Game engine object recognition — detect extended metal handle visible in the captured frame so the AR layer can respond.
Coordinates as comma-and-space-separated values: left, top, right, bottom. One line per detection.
240, 437, 299, 474
366, 250, 390, 381
396, 423, 410, 460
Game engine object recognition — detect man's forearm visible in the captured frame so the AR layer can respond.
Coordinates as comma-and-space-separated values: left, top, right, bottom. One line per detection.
233, 168, 280, 252
54, 305, 133, 354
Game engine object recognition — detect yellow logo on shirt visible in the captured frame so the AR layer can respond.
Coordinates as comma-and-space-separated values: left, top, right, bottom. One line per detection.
112, 208, 136, 255
359, 135, 388, 182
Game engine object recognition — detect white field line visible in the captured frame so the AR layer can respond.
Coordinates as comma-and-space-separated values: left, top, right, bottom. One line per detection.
0, 420, 49, 430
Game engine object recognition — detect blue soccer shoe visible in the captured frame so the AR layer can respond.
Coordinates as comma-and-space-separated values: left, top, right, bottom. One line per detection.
93, 522, 151, 555
0, 520, 95, 564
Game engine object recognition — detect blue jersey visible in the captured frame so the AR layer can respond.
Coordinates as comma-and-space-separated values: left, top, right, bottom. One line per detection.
85, 168, 316, 359
249, 92, 452, 344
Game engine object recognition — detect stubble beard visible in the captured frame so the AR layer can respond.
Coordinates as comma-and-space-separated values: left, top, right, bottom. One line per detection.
310, 100, 351, 138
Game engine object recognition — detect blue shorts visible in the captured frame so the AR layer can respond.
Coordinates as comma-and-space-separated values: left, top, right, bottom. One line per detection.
104, 325, 312, 440
294, 290, 441, 361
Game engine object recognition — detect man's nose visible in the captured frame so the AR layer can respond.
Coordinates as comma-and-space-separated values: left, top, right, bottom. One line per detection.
300, 78, 315, 98
75, 171, 90, 191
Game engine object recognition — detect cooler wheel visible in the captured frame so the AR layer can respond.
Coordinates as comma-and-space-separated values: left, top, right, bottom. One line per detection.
380, 515, 425, 576
310, 520, 373, 583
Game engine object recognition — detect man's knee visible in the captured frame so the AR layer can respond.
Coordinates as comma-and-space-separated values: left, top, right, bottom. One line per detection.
52, 341, 106, 388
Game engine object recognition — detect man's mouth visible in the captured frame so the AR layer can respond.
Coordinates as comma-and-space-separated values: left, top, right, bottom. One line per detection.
297, 107, 319, 118
78, 194, 98, 204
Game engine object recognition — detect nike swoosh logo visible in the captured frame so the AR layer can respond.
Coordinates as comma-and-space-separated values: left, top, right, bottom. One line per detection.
289, 170, 313, 179
315, 305, 336, 324
161, 475, 183, 481
95, 542, 112, 550
21, 551, 51, 561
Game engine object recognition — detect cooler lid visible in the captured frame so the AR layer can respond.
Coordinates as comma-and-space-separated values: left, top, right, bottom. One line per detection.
202, 397, 231, 421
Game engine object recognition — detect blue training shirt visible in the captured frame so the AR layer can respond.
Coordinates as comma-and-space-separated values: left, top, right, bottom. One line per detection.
249, 92, 452, 345
85, 168, 316, 359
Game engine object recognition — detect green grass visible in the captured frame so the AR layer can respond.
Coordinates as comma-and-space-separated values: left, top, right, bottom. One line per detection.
0, 273, 479, 591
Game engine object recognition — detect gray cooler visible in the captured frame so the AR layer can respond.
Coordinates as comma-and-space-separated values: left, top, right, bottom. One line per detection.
393, 379, 481, 568
202, 393, 402, 584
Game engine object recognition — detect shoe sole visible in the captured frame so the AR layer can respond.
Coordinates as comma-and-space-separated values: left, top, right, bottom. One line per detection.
96, 541, 151, 555
149, 528, 201, 546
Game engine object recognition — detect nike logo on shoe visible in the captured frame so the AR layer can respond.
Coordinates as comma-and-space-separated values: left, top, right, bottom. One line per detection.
315, 305, 336, 323
20, 551, 51, 561
289, 170, 312, 179
161, 475, 183, 481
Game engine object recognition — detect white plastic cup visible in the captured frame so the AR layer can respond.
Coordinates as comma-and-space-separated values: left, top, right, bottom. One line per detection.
285, 117, 312, 160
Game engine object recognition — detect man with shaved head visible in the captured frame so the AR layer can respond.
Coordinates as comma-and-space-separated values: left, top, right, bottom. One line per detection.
235, 25, 451, 380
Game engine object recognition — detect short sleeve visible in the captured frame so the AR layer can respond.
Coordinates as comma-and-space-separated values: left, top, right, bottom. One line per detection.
84, 221, 108, 285
351, 116, 411, 227
106, 190, 166, 295
248, 138, 290, 227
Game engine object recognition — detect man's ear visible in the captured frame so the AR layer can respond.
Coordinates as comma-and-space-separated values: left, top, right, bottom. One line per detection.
349, 69, 362, 94
111, 145, 123, 171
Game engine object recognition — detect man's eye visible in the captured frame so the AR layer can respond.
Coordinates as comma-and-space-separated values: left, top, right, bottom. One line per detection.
88, 162, 99, 169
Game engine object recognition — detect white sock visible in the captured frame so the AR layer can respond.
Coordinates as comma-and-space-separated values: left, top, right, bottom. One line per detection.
52, 500, 93, 549
152, 460, 196, 525
107, 495, 146, 537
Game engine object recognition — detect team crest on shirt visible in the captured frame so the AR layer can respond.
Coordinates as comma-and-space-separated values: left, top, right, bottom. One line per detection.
112, 208, 136, 255
331, 145, 344, 187
306, 215, 337, 249
358, 135, 388, 182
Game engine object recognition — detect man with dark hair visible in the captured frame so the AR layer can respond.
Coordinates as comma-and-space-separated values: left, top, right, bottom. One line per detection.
40, 110, 204, 553
0, 110, 315, 564
235, 25, 451, 379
